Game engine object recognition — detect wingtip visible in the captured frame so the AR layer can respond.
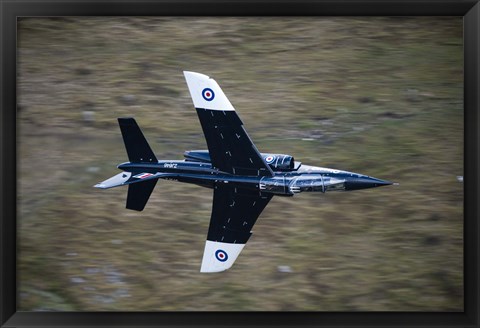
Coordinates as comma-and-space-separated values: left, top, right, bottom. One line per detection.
200, 241, 245, 273
183, 71, 235, 111
183, 71, 210, 80
200, 262, 231, 273
200, 267, 228, 273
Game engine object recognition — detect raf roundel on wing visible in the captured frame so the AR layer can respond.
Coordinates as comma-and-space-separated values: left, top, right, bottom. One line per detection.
215, 249, 228, 262
202, 88, 215, 101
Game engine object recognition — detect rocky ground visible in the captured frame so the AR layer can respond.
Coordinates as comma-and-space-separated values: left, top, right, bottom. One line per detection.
17, 17, 463, 311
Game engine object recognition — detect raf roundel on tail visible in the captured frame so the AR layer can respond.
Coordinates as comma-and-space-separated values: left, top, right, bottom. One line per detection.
94, 71, 395, 272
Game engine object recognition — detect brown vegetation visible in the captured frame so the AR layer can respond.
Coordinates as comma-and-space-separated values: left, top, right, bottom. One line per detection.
17, 17, 463, 311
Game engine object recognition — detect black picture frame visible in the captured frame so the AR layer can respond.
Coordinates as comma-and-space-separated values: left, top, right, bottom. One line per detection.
1, 1, 478, 327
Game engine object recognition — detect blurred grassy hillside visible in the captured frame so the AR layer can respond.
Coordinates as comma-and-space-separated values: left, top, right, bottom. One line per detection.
17, 17, 463, 311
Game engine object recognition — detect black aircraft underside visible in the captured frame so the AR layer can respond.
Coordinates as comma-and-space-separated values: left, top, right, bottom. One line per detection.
95, 71, 393, 272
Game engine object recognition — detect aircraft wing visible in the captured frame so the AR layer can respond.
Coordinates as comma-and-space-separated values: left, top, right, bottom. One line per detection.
184, 71, 274, 177
201, 184, 273, 272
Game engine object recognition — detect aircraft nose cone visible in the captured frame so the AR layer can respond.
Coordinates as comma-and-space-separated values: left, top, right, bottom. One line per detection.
345, 176, 393, 191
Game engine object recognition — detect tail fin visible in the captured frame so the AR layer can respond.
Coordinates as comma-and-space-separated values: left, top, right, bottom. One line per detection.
126, 179, 157, 211
118, 118, 157, 163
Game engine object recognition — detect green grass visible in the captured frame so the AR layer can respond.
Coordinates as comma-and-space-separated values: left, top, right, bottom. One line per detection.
17, 17, 463, 311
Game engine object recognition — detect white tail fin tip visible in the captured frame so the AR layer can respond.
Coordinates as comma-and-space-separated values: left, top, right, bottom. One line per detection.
94, 172, 132, 189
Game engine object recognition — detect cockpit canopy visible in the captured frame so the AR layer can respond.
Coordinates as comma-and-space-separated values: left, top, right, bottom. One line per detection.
184, 150, 301, 171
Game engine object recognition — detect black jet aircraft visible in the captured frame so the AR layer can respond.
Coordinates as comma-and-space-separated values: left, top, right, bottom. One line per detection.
95, 71, 393, 272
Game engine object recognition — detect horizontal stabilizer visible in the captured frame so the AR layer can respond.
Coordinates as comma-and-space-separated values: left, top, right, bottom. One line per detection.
118, 118, 158, 163
127, 179, 157, 211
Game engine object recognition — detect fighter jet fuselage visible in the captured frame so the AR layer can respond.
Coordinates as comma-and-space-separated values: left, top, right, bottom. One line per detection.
111, 154, 391, 196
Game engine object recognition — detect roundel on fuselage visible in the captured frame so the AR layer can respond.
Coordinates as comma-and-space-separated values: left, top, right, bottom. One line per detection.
265, 155, 276, 164
263, 154, 296, 171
